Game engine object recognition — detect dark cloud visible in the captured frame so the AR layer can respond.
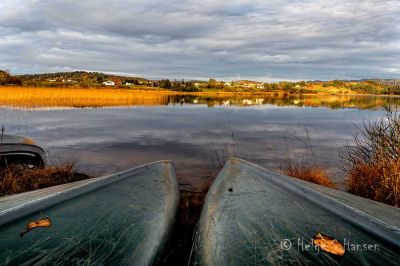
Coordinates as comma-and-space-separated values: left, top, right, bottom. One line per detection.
0, 0, 399, 80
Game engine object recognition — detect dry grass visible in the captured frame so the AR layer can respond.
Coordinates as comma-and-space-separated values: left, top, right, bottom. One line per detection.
0, 86, 263, 108
283, 163, 336, 188
0, 86, 396, 110
0, 86, 174, 108
340, 107, 400, 207
0, 86, 278, 109
207, 132, 246, 169
0, 162, 92, 196
282, 130, 336, 189
346, 160, 400, 206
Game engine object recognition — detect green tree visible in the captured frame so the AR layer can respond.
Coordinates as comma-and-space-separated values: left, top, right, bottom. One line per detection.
160, 79, 172, 89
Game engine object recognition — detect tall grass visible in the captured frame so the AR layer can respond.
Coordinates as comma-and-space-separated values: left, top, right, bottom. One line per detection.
0, 86, 398, 109
282, 130, 336, 188
0, 86, 173, 108
208, 132, 246, 169
283, 163, 336, 188
0, 162, 92, 196
340, 106, 400, 207
0, 86, 272, 109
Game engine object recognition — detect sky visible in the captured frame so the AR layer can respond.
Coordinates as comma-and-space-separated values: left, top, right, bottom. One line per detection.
0, 0, 399, 81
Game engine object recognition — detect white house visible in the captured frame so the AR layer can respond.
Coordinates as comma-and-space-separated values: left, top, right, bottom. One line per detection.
256, 83, 264, 89
103, 80, 115, 86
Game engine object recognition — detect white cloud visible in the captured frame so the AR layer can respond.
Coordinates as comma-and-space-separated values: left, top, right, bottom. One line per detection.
0, 0, 399, 80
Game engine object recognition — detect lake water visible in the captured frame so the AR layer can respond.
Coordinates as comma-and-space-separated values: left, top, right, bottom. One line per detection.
1, 94, 399, 190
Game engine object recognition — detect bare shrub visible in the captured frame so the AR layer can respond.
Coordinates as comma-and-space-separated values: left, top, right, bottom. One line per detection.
340, 106, 400, 207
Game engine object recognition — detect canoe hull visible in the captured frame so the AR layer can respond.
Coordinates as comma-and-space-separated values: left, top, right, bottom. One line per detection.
192, 158, 400, 265
0, 161, 179, 265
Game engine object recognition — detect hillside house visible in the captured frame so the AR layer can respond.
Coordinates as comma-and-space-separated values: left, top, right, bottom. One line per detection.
256, 83, 264, 89
103, 80, 115, 86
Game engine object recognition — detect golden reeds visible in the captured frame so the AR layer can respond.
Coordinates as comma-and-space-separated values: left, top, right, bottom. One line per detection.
283, 163, 336, 189
0, 86, 173, 108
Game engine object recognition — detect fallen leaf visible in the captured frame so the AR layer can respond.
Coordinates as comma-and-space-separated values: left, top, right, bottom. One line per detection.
313, 233, 345, 256
20, 217, 52, 237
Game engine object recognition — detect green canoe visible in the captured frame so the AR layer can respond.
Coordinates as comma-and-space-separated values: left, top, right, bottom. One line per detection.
191, 158, 400, 265
0, 161, 179, 265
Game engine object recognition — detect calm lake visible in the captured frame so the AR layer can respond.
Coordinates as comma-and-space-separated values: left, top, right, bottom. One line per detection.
1, 94, 400, 190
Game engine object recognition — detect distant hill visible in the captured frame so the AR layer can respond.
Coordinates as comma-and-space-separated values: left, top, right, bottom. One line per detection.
16, 71, 151, 86
1, 70, 400, 95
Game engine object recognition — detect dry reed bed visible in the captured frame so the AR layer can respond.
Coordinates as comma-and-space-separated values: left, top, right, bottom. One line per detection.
0, 86, 274, 108
0, 86, 174, 107
0, 86, 393, 109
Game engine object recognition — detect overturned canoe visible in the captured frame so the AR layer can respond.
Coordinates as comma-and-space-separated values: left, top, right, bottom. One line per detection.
192, 158, 400, 265
0, 161, 179, 265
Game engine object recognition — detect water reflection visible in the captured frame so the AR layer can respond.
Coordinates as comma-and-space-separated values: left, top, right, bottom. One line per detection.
1, 93, 400, 110
166, 94, 400, 109
2, 95, 400, 191
1, 98, 391, 192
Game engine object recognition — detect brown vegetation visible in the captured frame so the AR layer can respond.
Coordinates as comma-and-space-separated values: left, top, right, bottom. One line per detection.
345, 161, 400, 207
282, 131, 336, 189
0, 162, 91, 196
340, 107, 400, 207
1, 86, 400, 110
0, 86, 173, 108
283, 163, 336, 188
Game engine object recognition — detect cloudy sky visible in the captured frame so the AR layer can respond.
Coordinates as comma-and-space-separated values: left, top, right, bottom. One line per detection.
0, 0, 399, 81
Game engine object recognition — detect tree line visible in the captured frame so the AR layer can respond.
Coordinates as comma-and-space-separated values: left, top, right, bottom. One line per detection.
2, 70, 400, 95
